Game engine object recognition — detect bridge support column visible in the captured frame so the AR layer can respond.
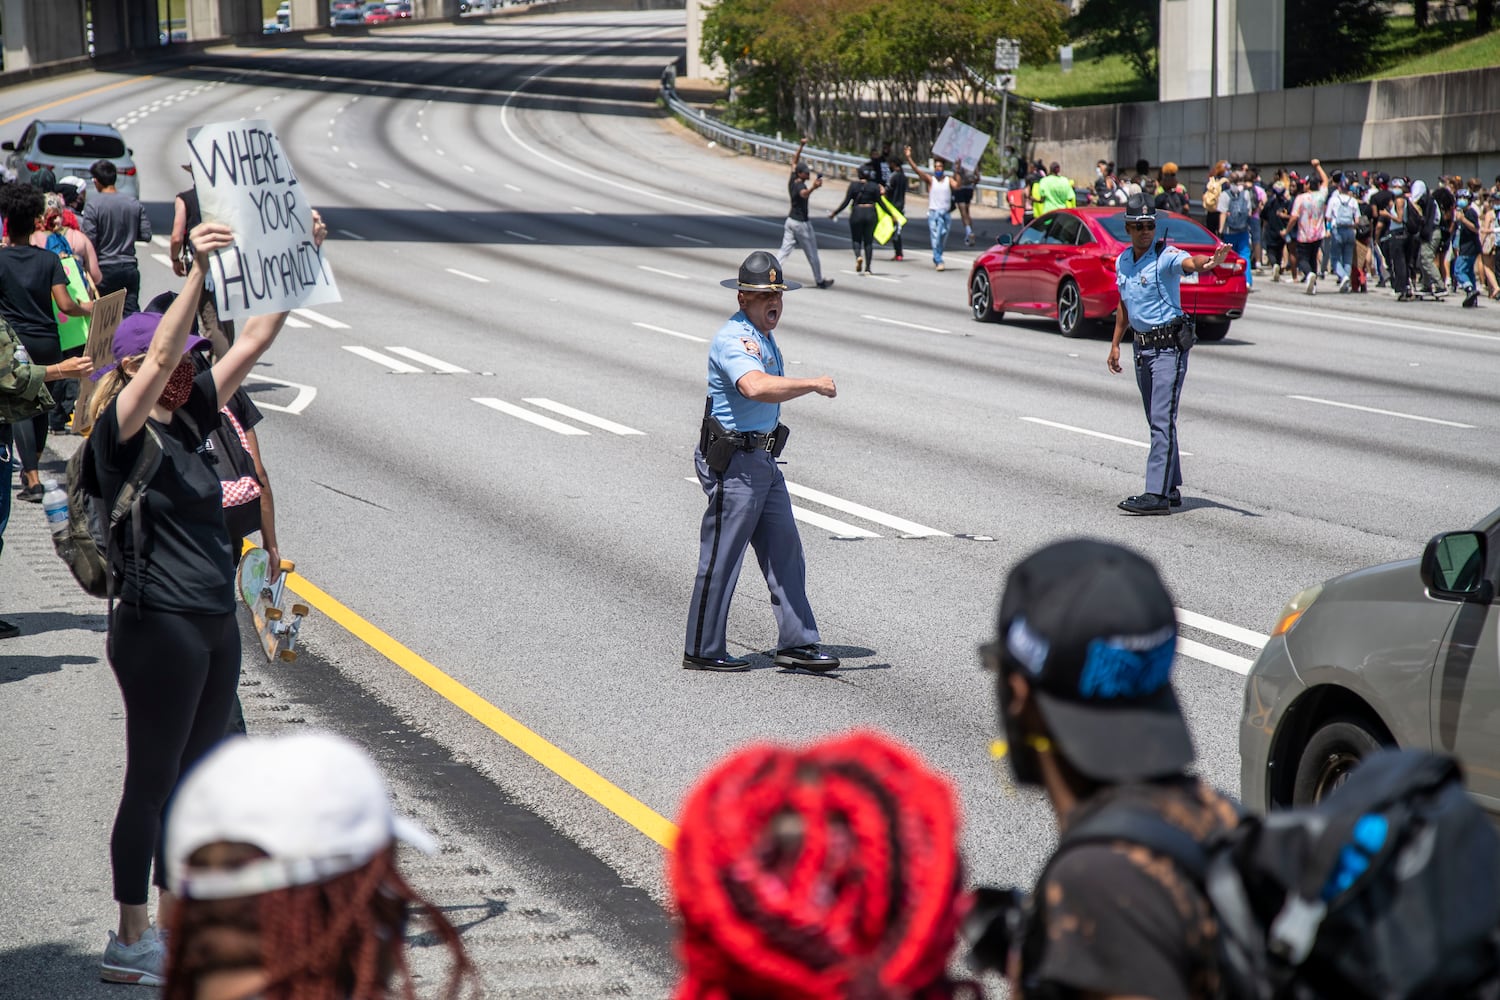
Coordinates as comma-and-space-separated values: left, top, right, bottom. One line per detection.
90, 0, 161, 57
290, 0, 330, 30
1, 0, 87, 70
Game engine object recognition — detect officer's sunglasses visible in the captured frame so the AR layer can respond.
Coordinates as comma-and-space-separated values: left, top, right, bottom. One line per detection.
1128, 220, 1157, 231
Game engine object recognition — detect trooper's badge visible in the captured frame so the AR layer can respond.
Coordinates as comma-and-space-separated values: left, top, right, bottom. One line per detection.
769, 265, 779, 283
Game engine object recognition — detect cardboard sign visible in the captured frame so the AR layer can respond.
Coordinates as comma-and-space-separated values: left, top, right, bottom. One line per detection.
187, 120, 339, 320
932, 117, 990, 173
69, 288, 127, 437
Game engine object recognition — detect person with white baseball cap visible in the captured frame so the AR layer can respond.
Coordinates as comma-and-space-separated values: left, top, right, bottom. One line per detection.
158, 731, 476, 999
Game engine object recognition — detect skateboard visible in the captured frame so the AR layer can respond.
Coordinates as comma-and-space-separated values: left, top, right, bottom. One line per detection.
235, 547, 308, 663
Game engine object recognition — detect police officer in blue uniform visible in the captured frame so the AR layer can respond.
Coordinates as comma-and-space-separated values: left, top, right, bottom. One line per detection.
1108, 193, 1228, 515
684, 251, 840, 672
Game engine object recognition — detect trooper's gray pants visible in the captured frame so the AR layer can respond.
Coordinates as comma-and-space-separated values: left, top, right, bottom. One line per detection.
686, 447, 820, 659
776, 218, 825, 284
1134, 344, 1188, 496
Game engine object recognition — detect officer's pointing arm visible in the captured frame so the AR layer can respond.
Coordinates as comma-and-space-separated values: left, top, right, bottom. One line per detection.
1181, 244, 1229, 274
736, 371, 837, 402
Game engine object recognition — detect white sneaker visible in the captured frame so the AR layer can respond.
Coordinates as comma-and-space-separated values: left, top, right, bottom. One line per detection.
1271, 264, 1282, 282
1305, 274, 1318, 295
935, 262, 945, 272
1338, 276, 1351, 292
101, 927, 166, 986
855, 255, 863, 273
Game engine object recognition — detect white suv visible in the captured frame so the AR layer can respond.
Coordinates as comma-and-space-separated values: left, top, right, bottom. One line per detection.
2, 120, 140, 199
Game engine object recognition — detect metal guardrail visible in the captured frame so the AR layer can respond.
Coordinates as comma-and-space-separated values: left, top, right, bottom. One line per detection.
659, 66, 1018, 200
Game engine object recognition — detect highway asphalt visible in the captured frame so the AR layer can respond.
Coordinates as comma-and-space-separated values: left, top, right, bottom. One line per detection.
5, 7, 1500, 975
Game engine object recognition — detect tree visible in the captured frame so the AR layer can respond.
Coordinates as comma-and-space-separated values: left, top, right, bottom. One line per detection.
1068, 0, 1159, 82
1478, 0, 1493, 33
1284, 0, 1385, 87
1414, 0, 1428, 29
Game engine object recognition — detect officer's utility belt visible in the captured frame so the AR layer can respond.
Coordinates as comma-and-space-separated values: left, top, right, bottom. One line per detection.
1134, 317, 1195, 352
699, 401, 788, 474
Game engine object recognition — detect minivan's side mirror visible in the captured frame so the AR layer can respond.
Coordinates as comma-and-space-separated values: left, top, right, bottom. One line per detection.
1421, 531, 1489, 599
0, 141, 13, 151
998, 233, 1013, 247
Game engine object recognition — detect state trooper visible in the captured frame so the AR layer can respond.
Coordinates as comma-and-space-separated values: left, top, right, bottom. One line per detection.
684, 251, 840, 673
1107, 193, 1228, 515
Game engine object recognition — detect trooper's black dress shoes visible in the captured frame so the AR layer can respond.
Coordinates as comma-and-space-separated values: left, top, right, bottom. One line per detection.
683, 653, 751, 672
1119, 493, 1172, 515
773, 644, 841, 671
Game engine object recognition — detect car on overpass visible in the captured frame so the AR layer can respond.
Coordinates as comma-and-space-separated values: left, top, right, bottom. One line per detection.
362, 2, 395, 22
967, 207, 1247, 341
2, 121, 139, 200
332, 8, 365, 24
1240, 504, 1500, 815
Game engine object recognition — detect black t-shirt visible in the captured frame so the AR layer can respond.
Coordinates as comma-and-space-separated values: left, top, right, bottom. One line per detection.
1458, 206, 1482, 255
0, 244, 67, 362
93, 369, 235, 615
787, 176, 811, 222
885, 168, 908, 208
1030, 778, 1240, 1000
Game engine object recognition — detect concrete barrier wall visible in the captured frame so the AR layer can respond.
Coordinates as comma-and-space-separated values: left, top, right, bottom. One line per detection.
1033, 65, 1500, 195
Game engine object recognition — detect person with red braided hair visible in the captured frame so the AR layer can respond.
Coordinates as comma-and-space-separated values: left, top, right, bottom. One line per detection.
670, 730, 982, 1000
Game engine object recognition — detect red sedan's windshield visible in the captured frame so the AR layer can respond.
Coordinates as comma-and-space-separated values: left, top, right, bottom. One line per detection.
1095, 212, 1218, 245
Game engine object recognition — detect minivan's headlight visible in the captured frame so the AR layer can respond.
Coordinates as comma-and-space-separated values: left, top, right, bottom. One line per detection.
1273, 583, 1323, 637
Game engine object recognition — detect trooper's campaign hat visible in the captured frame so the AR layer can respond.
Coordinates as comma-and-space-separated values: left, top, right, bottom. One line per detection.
1123, 191, 1157, 223
720, 251, 802, 292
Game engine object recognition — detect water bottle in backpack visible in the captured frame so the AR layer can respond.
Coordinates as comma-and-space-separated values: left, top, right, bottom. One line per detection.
42, 479, 69, 537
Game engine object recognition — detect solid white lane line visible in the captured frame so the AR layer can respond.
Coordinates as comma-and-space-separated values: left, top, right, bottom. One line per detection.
1020, 417, 1195, 456
572, 206, 597, 215
445, 267, 489, 283
338, 229, 365, 240
282, 315, 312, 329
377, 180, 392, 189
342, 346, 423, 373
638, 265, 688, 280
386, 347, 470, 374
347, 161, 358, 169
841, 271, 900, 284
792, 506, 880, 538
504, 183, 522, 192
632, 321, 707, 343
1288, 395, 1474, 428
1253, 303, 1500, 344
472, 398, 589, 435
463, 164, 476, 173
504, 230, 536, 241
151, 235, 170, 249
424, 202, 447, 213
784, 482, 949, 537
150, 253, 173, 269
293, 308, 349, 330
1179, 638, 1253, 676
673, 233, 710, 245
523, 398, 644, 435
1176, 608, 1269, 650
861, 313, 949, 333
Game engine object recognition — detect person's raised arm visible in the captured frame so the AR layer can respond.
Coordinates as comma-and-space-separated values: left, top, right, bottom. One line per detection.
170, 195, 190, 278
1311, 158, 1329, 189
1182, 243, 1229, 274
735, 370, 836, 403
112, 225, 235, 441
904, 145, 932, 185
793, 137, 808, 169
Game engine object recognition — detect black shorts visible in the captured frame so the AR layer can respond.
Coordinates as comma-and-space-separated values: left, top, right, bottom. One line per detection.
954, 186, 974, 205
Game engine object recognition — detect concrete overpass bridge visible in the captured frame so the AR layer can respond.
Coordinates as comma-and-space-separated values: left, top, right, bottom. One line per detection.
0, 0, 463, 74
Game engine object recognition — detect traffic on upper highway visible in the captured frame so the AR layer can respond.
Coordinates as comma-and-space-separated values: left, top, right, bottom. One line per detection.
3, 8, 1500, 999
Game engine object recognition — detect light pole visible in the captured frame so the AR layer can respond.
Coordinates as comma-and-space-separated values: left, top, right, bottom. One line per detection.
1207, 0, 1218, 170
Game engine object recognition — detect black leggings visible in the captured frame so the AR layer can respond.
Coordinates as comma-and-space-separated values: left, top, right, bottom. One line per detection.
11, 412, 47, 476
108, 605, 240, 905
1381, 236, 1410, 295
849, 205, 877, 266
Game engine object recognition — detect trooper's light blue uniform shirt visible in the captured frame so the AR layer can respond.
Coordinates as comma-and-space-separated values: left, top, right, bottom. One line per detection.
707, 311, 784, 432
1115, 244, 1190, 331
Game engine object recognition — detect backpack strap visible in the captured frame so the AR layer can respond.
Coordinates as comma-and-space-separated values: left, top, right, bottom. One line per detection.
1058, 803, 1210, 881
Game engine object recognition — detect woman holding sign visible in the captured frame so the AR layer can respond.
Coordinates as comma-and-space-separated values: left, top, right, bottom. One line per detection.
87, 217, 320, 987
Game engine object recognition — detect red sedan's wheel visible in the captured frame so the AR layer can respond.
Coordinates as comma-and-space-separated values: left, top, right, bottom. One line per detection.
1057, 278, 1088, 338
970, 270, 1002, 323
1196, 320, 1231, 341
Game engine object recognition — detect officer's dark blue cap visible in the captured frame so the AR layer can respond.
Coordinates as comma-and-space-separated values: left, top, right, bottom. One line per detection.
720, 251, 802, 292
995, 538, 1193, 783
1124, 192, 1156, 223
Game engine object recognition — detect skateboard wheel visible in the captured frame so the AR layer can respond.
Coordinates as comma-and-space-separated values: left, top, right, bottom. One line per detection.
291, 604, 309, 617
266, 607, 284, 621
280, 560, 296, 574
279, 650, 298, 663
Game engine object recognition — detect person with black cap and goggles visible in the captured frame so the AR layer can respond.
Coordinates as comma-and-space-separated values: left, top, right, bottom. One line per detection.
973, 538, 1239, 1000
1107, 193, 1228, 516
683, 252, 840, 673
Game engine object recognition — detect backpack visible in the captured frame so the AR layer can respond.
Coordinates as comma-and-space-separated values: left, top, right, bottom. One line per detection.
1205, 176, 1225, 211
1332, 194, 1358, 228
1057, 750, 1500, 1000
1226, 188, 1253, 232
1159, 187, 1188, 215
55, 411, 200, 600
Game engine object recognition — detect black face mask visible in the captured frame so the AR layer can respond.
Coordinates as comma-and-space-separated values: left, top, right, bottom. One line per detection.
996, 667, 1045, 788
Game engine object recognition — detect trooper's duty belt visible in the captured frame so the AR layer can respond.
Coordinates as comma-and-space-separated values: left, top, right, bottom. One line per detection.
699, 399, 789, 473
1133, 317, 1193, 350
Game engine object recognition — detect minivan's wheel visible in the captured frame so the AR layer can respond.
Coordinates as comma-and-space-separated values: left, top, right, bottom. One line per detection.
970, 270, 1002, 322
1196, 320, 1231, 341
1292, 717, 1387, 806
1057, 278, 1087, 337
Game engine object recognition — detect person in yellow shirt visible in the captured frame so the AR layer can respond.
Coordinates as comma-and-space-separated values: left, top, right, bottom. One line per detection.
1037, 162, 1076, 214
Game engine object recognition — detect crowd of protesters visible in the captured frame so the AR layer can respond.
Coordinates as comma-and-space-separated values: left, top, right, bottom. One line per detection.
1075, 158, 1500, 307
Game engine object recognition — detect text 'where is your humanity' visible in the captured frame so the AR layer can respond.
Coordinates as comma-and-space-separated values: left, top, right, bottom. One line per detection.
187, 119, 341, 320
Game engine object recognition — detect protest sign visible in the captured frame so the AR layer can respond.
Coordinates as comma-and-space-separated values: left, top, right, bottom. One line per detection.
187, 120, 340, 321
70, 288, 126, 436
932, 117, 990, 172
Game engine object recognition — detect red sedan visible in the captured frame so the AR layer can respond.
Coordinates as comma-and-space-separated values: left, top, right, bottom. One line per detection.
362, 3, 395, 23
967, 207, 1248, 341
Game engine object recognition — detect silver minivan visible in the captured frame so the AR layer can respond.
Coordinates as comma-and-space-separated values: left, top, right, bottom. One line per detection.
3, 120, 140, 200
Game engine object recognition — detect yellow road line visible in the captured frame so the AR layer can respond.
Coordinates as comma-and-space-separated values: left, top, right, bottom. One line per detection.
0, 76, 156, 128
277, 568, 679, 849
